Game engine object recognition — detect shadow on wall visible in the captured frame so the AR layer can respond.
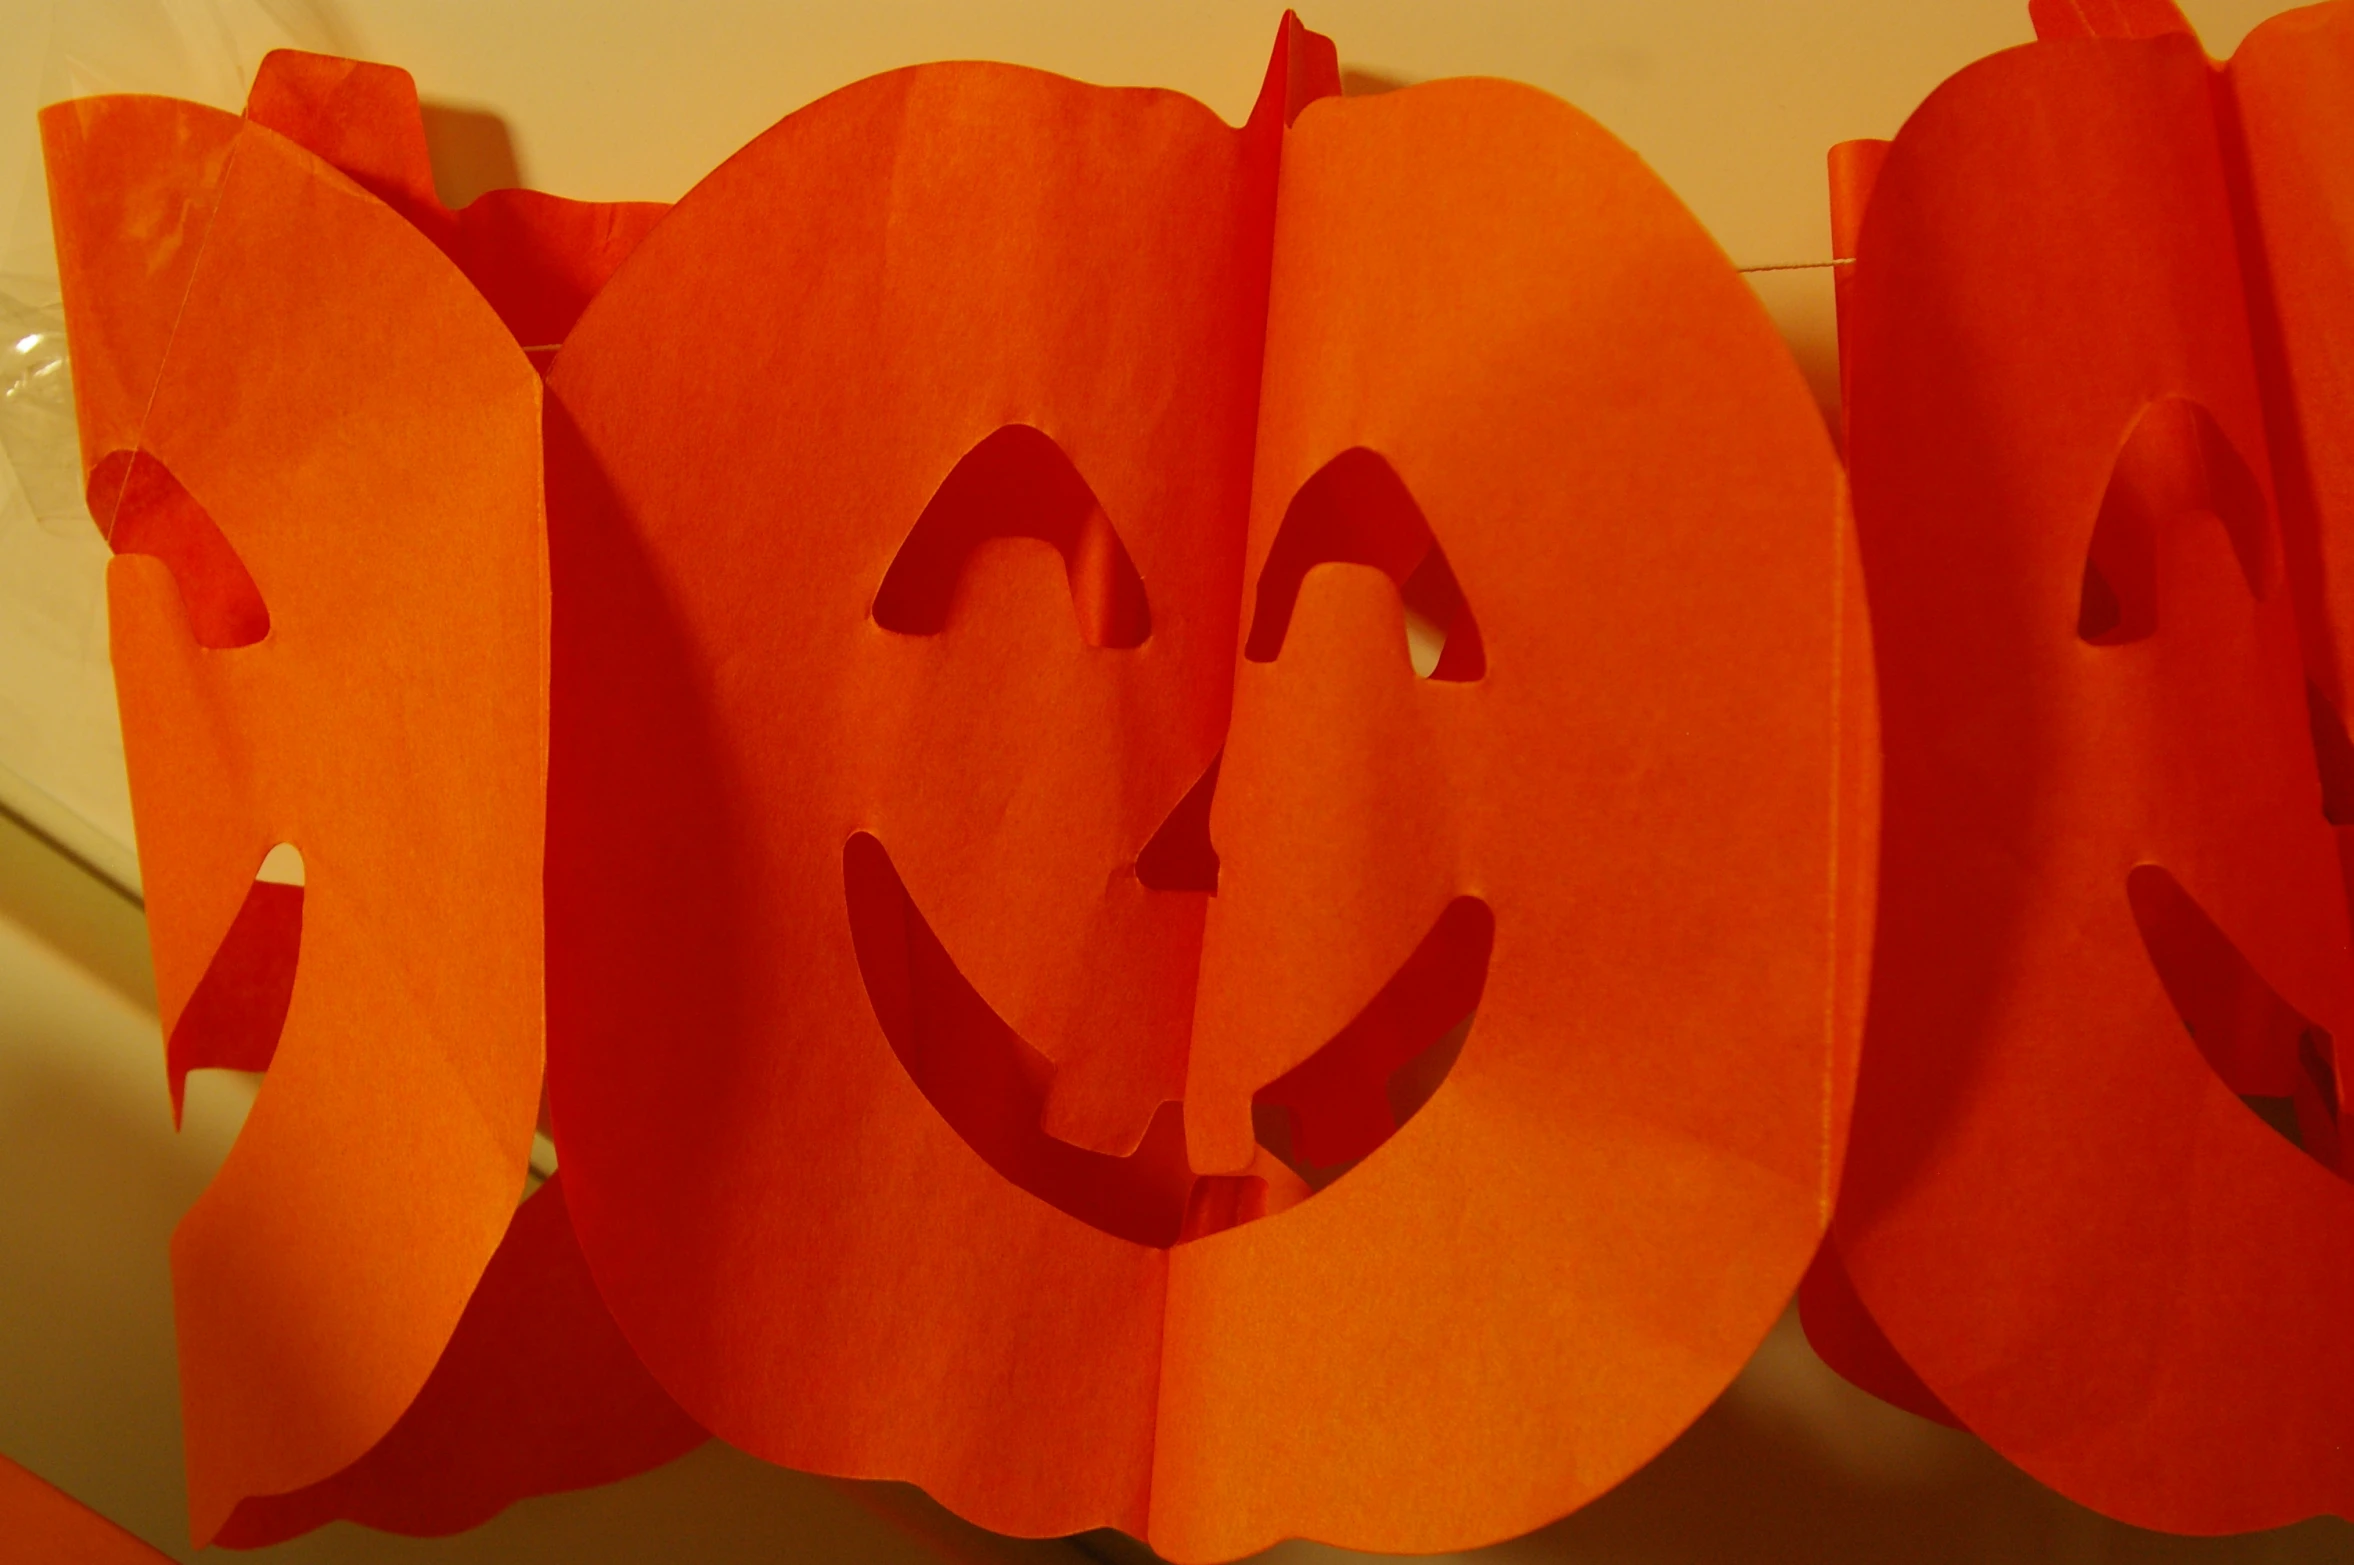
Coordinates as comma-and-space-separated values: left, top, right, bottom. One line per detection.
1740, 267, 1843, 445
0, 1052, 216, 1560
419, 103, 524, 209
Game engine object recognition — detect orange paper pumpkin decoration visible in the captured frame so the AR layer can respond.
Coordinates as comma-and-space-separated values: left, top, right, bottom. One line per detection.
1814, 0, 2354, 1531
543, 16, 1870, 1557
44, 52, 695, 1547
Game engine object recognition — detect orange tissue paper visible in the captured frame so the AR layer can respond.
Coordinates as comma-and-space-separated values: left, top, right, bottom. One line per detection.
1809, 0, 2354, 1535
45, 14, 1865, 1557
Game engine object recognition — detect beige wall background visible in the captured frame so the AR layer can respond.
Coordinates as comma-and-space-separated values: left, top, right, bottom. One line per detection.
3, 2, 2350, 1562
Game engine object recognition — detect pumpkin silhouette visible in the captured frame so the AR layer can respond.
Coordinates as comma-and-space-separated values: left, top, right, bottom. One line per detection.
542, 15, 1868, 1557
43, 51, 693, 1545
1814, 0, 2354, 1531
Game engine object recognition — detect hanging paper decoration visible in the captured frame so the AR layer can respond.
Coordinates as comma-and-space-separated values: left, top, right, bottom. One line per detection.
1810, 0, 2354, 1533
540, 15, 1866, 1559
43, 52, 697, 1547
47, 13, 1865, 1558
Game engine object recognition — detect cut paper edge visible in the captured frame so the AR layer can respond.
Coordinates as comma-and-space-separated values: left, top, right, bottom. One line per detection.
211, 1176, 706, 1548
847, 828, 1488, 1246
1797, 1239, 1964, 1429
0, 1455, 175, 1563
164, 872, 300, 1123
245, 50, 670, 359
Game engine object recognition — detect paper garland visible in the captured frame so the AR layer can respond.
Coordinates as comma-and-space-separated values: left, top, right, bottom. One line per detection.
35, 0, 2354, 1555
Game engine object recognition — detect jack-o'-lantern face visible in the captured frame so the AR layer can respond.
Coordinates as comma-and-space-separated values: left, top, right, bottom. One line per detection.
542, 17, 1867, 1560
42, 82, 550, 1546
42, 52, 692, 1549
833, 430, 1495, 1249
1817, 3, 2354, 1534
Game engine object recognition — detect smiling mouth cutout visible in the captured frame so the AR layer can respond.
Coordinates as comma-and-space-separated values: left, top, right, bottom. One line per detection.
844, 832, 1493, 1248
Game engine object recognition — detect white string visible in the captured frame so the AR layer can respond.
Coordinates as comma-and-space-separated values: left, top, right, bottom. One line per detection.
1737, 259, 1855, 273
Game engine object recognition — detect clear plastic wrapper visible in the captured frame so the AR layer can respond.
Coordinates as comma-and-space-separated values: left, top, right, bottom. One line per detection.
0, 0, 342, 892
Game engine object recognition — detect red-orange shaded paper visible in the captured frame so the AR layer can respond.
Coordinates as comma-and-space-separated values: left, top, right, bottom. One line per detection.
543, 15, 1869, 1557
213, 1175, 704, 1547
0, 1455, 174, 1564
1817, 0, 2354, 1531
43, 51, 685, 1547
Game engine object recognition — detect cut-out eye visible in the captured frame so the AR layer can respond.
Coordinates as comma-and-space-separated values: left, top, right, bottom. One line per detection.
168, 844, 304, 1126
2127, 864, 2343, 1174
1244, 447, 1483, 681
89, 449, 271, 649
1252, 897, 1493, 1185
2077, 399, 2271, 645
872, 424, 1150, 649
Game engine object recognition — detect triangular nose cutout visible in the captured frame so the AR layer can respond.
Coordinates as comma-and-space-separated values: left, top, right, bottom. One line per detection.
1135, 752, 1222, 894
